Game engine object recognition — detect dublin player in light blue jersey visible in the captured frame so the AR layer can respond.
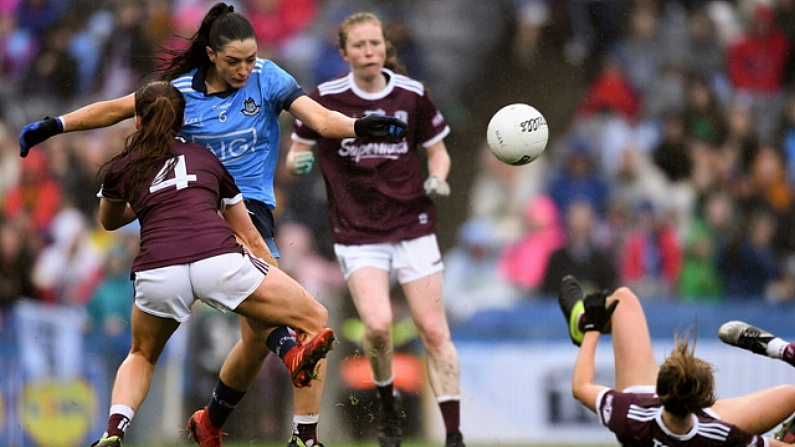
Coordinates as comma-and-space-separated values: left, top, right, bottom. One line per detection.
18, 3, 407, 447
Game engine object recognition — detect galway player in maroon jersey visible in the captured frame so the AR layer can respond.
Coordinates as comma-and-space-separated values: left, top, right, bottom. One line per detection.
285, 11, 463, 447
90, 81, 334, 447
559, 276, 795, 447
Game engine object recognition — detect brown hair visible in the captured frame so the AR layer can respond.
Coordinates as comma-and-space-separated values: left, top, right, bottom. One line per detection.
656, 330, 717, 418
337, 12, 407, 76
158, 2, 256, 80
101, 81, 186, 201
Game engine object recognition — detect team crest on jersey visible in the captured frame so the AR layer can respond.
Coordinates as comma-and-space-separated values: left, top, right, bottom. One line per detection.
241, 97, 261, 116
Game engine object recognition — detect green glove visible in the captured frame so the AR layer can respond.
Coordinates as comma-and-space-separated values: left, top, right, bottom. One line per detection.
292, 152, 314, 175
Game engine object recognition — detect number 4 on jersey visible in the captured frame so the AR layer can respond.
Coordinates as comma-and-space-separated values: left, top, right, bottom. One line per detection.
149, 154, 197, 193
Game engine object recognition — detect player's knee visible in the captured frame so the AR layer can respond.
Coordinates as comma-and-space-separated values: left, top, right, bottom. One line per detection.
315, 303, 329, 327
418, 324, 450, 350
365, 323, 392, 346
128, 348, 161, 367
611, 287, 639, 307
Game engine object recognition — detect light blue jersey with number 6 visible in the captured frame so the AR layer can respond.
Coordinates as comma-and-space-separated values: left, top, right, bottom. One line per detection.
171, 58, 304, 209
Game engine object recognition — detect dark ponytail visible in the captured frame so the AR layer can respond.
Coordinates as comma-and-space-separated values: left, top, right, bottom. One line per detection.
656, 329, 717, 418
101, 81, 186, 201
159, 2, 256, 80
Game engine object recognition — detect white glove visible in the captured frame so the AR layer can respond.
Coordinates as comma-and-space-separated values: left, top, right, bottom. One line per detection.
424, 175, 450, 198
290, 151, 315, 175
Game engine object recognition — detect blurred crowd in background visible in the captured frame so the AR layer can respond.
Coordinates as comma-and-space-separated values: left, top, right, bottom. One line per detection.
0, 0, 795, 438
444, 0, 795, 324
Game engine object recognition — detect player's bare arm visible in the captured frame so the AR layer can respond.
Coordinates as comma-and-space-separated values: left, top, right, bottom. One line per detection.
62, 94, 136, 132
425, 141, 451, 180
19, 93, 137, 158
98, 199, 137, 231
423, 141, 451, 198
222, 200, 277, 266
572, 331, 607, 413
290, 95, 407, 142
289, 95, 356, 139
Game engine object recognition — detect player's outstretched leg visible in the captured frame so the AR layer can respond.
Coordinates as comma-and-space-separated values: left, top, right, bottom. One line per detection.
286, 361, 328, 447
718, 321, 776, 355
558, 275, 585, 346
713, 321, 795, 435
719, 320, 795, 368
185, 329, 336, 447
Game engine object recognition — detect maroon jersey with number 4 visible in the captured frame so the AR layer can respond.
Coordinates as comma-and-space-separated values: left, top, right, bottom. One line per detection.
292, 69, 451, 245
596, 389, 766, 447
99, 140, 244, 272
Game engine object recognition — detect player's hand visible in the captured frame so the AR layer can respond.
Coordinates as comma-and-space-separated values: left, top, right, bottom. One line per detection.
291, 151, 315, 175
424, 175, 450, 198
583, 291, 618, 332
19, 117, 63, 158
354, 114, 407, 143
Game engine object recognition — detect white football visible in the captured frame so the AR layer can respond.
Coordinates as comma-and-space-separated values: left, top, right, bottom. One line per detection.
486, 103, 549, 166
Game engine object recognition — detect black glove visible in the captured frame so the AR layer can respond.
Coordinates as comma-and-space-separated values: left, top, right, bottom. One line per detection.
354, 114, 407, 143
583, 291, 619, 333
19, 116, 63, 158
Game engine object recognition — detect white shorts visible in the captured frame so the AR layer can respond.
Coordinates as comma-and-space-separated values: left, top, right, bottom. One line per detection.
334, 234, 444, 284
133, 252, 268, 322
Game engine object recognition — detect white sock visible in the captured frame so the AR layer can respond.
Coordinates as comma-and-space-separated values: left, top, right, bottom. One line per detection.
767, 338, 788, 358
372, 374, 395, 388
293, 414, 319, 425
109, 404, 135, 420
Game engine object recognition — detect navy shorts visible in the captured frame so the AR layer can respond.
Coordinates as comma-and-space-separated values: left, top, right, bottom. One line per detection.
244, 199, 280, 258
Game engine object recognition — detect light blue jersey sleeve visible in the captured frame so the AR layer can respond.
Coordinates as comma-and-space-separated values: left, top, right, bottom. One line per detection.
259, 59, 304, 115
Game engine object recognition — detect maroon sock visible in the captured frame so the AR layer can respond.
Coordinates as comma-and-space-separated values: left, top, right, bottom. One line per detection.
106, 413, 131, 439
782, 343, 795, 367
439, 400, 460, 434
295, 422, 318, 445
